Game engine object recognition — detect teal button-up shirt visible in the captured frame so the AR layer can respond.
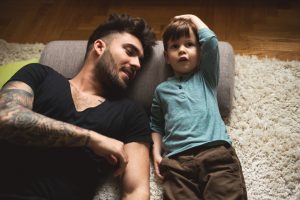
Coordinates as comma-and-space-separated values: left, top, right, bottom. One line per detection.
150, 28, 231, 157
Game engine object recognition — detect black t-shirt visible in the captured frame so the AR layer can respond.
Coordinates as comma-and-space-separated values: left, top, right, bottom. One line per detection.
0, 64, 152, 198
9, 63, 151, 144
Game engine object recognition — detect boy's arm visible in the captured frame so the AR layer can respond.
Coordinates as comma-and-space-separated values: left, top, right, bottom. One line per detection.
176, 14, 220, 89
149, 89, 165, 179
152, 132, 164, 179
198, 29, 220, 89
0, 81, 128, 176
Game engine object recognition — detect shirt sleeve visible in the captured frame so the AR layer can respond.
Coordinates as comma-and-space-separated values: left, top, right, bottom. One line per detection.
150, 88, 165, 135
198, 28, 220, 89
5, 63, 50, 92
123, 101, 153, 145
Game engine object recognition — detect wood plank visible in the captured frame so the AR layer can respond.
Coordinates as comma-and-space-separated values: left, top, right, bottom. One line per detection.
0, 0, 299, 60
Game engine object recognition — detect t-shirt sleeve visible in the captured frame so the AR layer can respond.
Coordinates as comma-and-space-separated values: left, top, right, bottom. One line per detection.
198, 28, 220, 89
5, 63, 50, 92
123, 102, 153, 145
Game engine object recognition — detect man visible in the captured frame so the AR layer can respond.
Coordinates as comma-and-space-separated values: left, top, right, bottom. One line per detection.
0, 14, 156, 200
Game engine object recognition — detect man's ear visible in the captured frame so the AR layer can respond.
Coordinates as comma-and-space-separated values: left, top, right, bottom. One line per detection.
93, 39, 106, 56
164, 51, 170, 64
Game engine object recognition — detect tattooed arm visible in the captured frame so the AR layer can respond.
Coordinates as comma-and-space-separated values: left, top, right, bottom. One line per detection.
0, 81, 92, 146
0, 81, 128, 175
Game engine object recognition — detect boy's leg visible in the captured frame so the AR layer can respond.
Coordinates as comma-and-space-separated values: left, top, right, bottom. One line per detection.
197, 145, 247, 200
160, 156, 202, 200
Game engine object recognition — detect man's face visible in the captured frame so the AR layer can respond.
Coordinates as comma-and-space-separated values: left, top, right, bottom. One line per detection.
95, 33, 144, 92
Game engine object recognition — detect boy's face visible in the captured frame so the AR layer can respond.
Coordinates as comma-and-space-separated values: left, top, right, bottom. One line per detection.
165, 28, 200, 76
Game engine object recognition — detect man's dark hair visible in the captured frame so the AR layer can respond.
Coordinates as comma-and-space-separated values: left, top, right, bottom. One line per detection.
86, 14, 156, 63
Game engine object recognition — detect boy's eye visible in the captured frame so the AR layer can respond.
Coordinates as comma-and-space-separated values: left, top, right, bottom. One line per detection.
169, 44, 179, 49
186, 42, 195, 47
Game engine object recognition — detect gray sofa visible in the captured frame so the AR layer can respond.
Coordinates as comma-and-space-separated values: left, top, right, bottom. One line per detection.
40, 40, 235, 118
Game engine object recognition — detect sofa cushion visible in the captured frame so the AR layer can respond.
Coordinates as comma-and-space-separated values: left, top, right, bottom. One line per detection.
40, 40, 234, 118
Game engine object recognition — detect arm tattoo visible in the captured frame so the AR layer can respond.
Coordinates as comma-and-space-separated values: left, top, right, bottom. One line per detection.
0, 83, 34, 109
0, 81, 90, 147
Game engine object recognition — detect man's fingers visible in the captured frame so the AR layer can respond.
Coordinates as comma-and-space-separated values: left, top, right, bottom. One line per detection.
113, 150, 128, 177
113, 160, 128, 177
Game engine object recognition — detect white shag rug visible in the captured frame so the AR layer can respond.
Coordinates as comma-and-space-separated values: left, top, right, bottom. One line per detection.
0, 40, 299, 200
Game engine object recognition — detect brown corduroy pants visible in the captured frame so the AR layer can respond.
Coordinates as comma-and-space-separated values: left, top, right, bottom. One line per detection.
159, 144, 247, 200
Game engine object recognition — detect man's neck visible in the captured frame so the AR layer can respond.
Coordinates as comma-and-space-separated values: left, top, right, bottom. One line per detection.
70, 64, 104, 96
69, 77, 106, 112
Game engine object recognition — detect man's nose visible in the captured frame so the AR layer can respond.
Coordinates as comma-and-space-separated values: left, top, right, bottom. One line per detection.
130, 57, 141, 70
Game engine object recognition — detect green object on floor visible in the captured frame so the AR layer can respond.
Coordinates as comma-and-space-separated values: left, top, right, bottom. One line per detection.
0, 58, 39, 88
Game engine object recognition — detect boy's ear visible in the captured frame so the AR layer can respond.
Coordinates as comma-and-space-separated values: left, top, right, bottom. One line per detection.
93, 39, 106, 56
164, 51, 170, 64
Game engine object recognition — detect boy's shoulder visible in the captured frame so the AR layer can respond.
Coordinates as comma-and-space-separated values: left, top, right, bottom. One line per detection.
155, 77, 175, 91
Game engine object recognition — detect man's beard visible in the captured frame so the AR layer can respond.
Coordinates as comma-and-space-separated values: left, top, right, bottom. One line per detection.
94, 49, 128, 99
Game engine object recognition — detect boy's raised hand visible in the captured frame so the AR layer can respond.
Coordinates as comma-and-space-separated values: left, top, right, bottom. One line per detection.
174, 14, 208, 30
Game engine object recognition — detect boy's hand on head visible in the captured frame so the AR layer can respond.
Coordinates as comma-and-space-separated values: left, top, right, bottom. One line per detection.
174, 14, 208, 30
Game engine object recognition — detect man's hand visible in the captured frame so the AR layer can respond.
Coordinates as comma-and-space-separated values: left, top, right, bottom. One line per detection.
87, 132, 128, 177
174, 14, 208, 30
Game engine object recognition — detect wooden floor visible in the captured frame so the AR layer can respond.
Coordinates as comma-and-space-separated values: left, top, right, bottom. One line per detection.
0, 0, 299, 61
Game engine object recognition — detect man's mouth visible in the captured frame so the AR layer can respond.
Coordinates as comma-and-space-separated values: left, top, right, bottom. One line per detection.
120, 67, 135, 82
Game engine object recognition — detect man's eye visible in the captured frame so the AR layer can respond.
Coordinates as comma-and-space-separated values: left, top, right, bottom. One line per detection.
126, 48, 136, 56
125, 47, 138, 57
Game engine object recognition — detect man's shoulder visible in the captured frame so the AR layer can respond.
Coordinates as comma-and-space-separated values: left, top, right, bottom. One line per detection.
22, 63, 50, 69
21, 63, 60, 75
6, 63, 63, 88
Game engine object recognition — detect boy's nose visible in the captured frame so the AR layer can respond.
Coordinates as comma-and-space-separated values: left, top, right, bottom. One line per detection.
179, 45, 186, 54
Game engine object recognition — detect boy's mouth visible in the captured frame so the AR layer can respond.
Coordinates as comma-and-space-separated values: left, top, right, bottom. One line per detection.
178, 56, 188, 62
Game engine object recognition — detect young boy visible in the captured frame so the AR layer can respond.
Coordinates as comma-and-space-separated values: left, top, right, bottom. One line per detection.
150, 14, 247, 200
